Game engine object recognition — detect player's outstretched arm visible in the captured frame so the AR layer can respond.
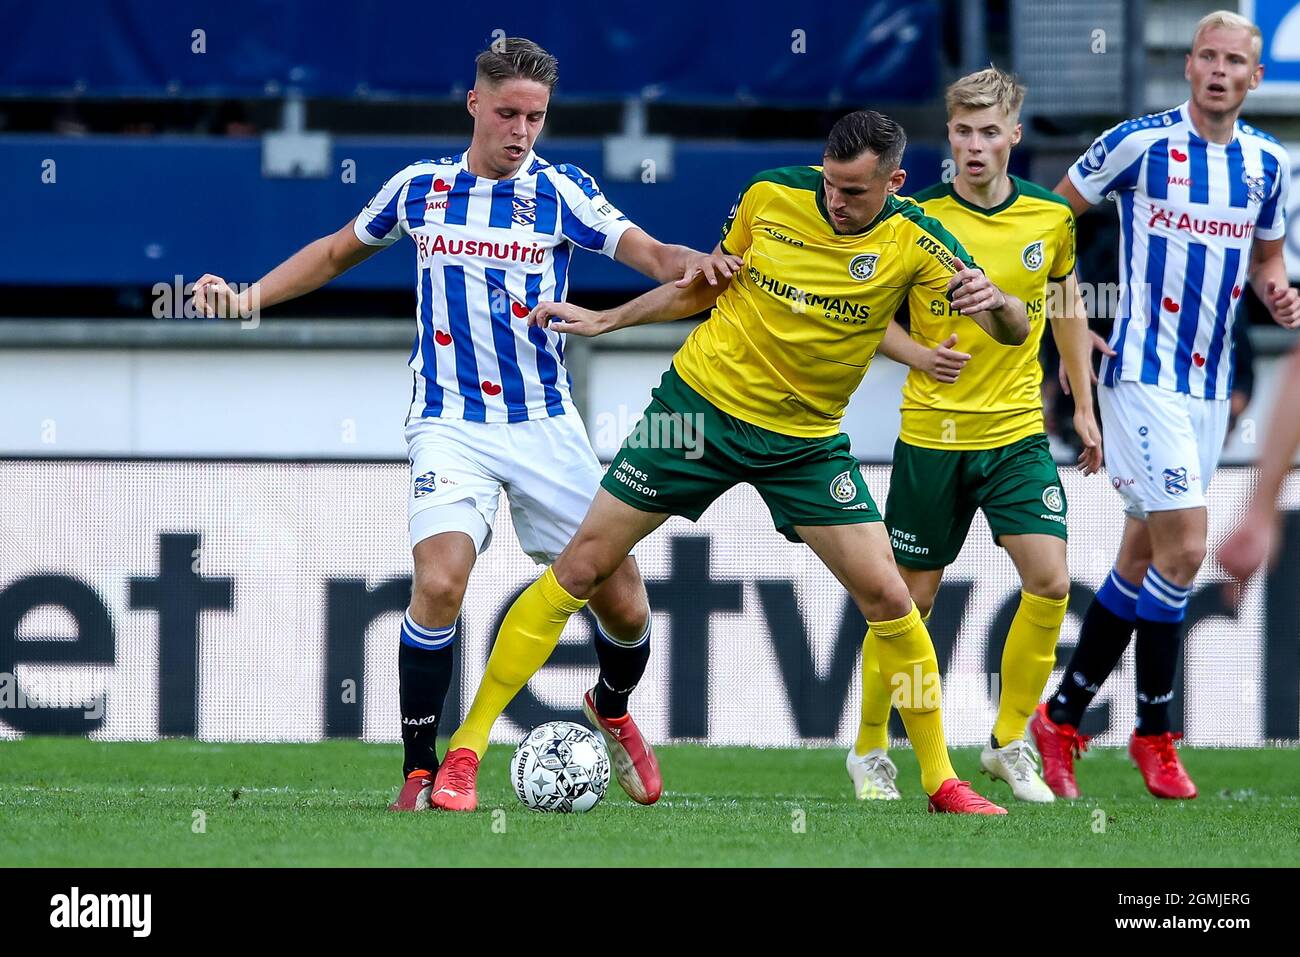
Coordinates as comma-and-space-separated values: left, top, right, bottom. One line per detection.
1048, 271, 1103, 474
878, 320, 971, 384
615, 230, 743, 286
1219, 342, 1300, 580
1248, 238, 1300, 330
947, 260, 1028, 345
191, 218, 381, 317
529, 271, 729, 337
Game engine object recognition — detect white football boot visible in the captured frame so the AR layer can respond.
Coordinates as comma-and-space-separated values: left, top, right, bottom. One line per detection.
980, 737, 1055, 803
846, 747, 901, 800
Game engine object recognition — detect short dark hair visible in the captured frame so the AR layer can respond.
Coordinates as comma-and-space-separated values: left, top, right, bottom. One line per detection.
475, 37, 559, 91
825, 110, 907, 172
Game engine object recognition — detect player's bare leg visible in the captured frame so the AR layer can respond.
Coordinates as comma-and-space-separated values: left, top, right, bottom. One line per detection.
433, 492, 667, 810
798, 522, 1005, 815
583, 557, 663, 804
389, 532, 476, 811
979, 533, 1069, 803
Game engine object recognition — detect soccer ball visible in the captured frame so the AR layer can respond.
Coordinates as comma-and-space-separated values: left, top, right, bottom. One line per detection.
511, 721, 610, 813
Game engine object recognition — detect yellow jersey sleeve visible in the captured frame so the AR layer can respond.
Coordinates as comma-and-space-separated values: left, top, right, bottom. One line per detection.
719, 179, 759, 256
902, 205, 981, 299
1049, 208, 1077, 282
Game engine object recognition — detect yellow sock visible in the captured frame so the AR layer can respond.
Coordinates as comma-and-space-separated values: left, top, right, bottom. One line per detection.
853, 627, 892, 756
871, 603, 955, 795
993, 590, 1068, 747
854, 611, 931, 757
448, 567, 587, 757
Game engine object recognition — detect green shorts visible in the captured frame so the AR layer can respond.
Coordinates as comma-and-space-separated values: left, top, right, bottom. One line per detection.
601, 365, 880, 542
885, 433, 1067, 569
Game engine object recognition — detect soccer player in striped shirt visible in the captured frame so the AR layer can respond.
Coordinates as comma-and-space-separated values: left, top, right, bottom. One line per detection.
849, 67, 1103, 804
1033, 11, 1299, 799
432, 109, 1029, 815
192, 39, 737, 811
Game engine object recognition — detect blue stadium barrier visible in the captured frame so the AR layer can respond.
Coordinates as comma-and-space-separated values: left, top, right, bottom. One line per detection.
0, 136, 944, 291
0, 0, 938, 104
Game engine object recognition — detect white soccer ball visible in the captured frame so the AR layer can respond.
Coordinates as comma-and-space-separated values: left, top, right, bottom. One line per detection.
511, 720, 610, 813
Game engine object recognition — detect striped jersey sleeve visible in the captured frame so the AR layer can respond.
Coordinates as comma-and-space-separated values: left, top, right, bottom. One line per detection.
549, 164, 637, 257
1068, 117, 1166, 205
354, 162, 436, 247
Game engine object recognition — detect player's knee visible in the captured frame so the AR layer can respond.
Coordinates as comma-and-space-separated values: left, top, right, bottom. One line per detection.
411, 564, 468, 621
861, 579, 916, 623
553, 548, 614, 601
1024, 570, 1070, 602
1166, 540, 1207, 580
594, 591, 649, 640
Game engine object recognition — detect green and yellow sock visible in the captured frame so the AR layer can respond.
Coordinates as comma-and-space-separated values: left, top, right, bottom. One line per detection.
448, 567, 587, 757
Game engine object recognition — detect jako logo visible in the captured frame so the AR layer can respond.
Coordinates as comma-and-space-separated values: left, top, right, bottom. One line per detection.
50, 887, 151, 937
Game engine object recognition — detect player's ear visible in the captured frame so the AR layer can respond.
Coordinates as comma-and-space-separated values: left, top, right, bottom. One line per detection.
1250, 64, 1263, 91
888, 167, 907, 194
1011, 122, 1023, 147
466, 89, 478, 119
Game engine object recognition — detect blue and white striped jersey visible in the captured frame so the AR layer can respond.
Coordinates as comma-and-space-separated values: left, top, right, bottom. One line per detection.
354, 150, 637, 422
1068, 101, 1290, 399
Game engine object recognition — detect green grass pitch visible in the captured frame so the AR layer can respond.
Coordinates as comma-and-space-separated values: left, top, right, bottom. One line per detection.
1, 738, 1296, 867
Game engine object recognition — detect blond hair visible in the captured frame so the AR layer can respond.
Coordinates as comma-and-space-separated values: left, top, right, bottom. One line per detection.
1192, 10, 1263, 61
944, 67, 1026, 123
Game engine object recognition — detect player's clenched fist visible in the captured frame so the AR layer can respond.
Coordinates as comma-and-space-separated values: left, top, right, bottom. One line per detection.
191, 273, 245, 318
528, 301, 614, 337
1264, 280, 1300, 329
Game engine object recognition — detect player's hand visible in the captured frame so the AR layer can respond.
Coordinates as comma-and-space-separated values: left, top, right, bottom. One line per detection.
528, 300, 614, 337
1217, 509, 1275, 582
1073, 406, 1103, 475
919, 333, 971, 383
675, 250, 745, 288
1264, 280, 1300, 329
1059, 331, 1117, 394
947, 260, 1006, 315
191, 274, 245, 318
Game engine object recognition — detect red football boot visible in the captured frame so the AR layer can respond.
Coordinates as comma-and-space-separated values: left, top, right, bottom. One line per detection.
927, 779, 1008, 815
1030, 702, 1091, 799
1129, 731, 1197, 799
430, 747, 480, 811
582, 689, 663, 805
387, 769, 434, 812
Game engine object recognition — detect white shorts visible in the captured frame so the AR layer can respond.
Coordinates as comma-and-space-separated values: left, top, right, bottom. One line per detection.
1097, 380, 1230, 519
405, 412, 605, 563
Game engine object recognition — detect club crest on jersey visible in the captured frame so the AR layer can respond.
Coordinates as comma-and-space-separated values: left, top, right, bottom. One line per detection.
1041, 485, 1064, 513
1022, 241, 1044, 271
1163, 467, 1188, 495
1242, 172, 1267, 205
829, 470, 857, 503
848, 253, 879, 281
414, 471, 438, 498
1081, 140, 1107, 174
511, 197, 538, 227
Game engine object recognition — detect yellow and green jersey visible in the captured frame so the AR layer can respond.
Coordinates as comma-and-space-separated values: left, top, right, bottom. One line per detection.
672, 166, 978, 439
899, 175, 1076, 450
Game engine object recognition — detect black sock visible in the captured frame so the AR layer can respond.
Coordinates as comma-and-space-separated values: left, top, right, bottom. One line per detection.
398, 615, 457, 778
1049, 599, 1135, 728
1134, 616, 1180, 735
592, 619, 650, 718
